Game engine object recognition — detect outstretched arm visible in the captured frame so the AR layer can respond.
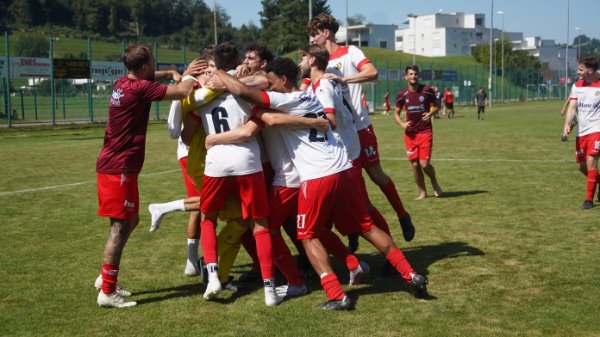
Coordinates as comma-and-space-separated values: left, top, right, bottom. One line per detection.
205, 119, 262, 149
259, 110, 329, 132
209, 70, 266, 106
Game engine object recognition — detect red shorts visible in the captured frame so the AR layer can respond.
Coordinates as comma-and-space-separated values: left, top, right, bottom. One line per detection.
97, 173, 139, 220
357, 125, 380, 168
576, 132, 600, 162
404, 130, 433, 161
268, 186, 299, 230
200, 172, 269, 220
296, 169, 375, 240
178, 157, 200, 198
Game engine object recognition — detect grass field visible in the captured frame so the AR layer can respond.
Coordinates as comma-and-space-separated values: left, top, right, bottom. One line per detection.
0, 101, 598, 337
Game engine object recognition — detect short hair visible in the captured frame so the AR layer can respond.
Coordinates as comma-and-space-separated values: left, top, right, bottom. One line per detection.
213, 42, 240, 70
404, 65, 419, 74
123, 44, 153, 71
578, 57, 599, 72
307, 13, 340, 36
300, 45, 329, 71
245, 43, 274, 63
199, 45, 214, 61
265, 58, 299, 84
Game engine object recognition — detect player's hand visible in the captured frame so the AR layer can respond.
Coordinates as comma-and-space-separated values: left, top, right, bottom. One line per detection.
422, 113, 432, 121
400, 121, 411, 129
205, 74, 226, 91
205, 135, 216, 150
312, 117, 330, 132
236, 64, 251, 77
183, 59, 205, 77
171, 71, 182, 83
563, 124, 572, 138
323, 73, 344, 83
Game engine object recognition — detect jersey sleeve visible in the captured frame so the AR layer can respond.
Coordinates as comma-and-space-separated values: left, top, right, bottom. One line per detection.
167, 100, 182, 139
349, 46, 370, 71
395, 92, 404, 109
569, 83, 577, 101
138, 80, 168, 102
183, 86, 222, 111
263, 91, 291, 111
315, 82, 336, 114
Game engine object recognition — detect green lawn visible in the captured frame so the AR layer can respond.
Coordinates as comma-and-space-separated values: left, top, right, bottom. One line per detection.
0, 101, 598, 337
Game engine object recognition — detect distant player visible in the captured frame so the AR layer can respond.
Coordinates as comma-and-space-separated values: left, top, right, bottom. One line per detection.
562, 57, 600, 209
475, 87, 487, 120
383, 91, 390, 115
394, 65, 443, 200
443, 87, 454, 118
95, 44, 202, 308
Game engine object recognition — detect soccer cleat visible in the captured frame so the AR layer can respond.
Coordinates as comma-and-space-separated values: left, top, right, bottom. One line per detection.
264, 279, 283, 307
275, 283, 308, 298
349, 260, 370, 285
148, 204, 164, 232
203, 264, 222, 300
94, 275, 132, 297
399, 214, 415, 242
97, 291, 137, 308
408, 274, 428, 299
184, 259, 203, 277
319, 296, 352, 310
222, 276, 239, 293
347, 233, 360, 253
238, 269, 261, 283
581, 200, 594, 210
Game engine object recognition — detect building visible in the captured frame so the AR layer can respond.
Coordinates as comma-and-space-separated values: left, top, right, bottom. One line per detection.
513, 37, 577, 71
335, 24, 397, 50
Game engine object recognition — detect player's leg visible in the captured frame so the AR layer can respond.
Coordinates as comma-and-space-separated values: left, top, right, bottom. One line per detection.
148, 196, 200, 232
216, 218, 247, 289
319, 228, 369, 285
583, 154, 599, 209
411, 159, 427, 200
184, 210, 202, 276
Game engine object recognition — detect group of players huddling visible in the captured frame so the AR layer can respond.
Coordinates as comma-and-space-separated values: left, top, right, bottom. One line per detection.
94, 13, 434, 310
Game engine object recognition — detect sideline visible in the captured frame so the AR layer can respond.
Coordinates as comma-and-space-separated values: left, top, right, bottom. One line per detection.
0, 169, 179, 197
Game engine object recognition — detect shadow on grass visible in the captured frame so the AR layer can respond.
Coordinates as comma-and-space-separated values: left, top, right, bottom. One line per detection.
347, 241, 484, 303
438, 190, 488, 198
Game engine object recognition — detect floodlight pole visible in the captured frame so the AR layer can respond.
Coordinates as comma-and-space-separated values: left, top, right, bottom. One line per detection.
497, 11, 504, 102
345, 0, 348, 45
213, 0, 218, 45
407, 14, 418, 64
309, 0, 312, 44
489, 0, 493, 108
565, 0, 570, 100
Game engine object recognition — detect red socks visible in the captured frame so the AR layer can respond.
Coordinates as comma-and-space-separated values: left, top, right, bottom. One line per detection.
321, 273, 345, 301
381, 180, 408, 217
101, 263, 119, 294
271, 232, 304, 285
200, 219, 218, 264
586, 169, 598, 201
386, 248, 414, 283
370, 206, 391, 236
320, 229, 359, 271
253, 228, 274, 280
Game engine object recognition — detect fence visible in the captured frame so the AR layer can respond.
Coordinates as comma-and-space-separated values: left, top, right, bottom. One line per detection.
1, 32, 576, 126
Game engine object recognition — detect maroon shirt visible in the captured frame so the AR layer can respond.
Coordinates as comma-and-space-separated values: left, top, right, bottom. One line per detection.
96, 76, 167, 174
395, 84, 436, 134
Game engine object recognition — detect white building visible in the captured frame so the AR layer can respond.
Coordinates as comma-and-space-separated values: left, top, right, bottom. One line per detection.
513, 37, 577, 71
336, 24, 397, 50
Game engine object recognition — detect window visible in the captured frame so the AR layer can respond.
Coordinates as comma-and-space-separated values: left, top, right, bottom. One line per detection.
476, 32, 483, 39
380, 41, 387, 48
396, 36, 403, 42
476, 18, 483, 26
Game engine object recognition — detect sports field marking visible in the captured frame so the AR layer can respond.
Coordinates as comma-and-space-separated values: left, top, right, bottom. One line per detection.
0, 169, 179, 197
0, 157, 570, 196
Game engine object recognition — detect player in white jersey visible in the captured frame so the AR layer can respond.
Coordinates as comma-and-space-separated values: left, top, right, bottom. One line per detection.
563, 57, 600, 209
180, 42, 281, 307
307, 13, 415, 248
210, 57, 429, 310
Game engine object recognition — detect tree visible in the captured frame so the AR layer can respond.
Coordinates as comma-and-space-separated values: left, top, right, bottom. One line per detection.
347, 14, 366, 26
12, 34, 48, 57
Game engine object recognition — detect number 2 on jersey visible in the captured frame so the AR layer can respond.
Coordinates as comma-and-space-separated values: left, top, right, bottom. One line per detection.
303, 111, 328, 142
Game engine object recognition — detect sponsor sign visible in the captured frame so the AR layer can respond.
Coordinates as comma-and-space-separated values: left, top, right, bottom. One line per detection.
91, 61, 127, 81
53, 59, 90, 79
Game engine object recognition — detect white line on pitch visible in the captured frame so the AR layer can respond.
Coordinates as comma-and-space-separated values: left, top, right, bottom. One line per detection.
382, 157, 571, 163
0, 169, 180, 197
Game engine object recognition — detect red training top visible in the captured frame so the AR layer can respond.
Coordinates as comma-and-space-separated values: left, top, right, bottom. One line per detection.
443, 90, 454, 104
395, 84, 436, 134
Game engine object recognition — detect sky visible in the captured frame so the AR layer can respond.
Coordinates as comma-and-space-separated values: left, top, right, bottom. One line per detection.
216, 0, 599, 44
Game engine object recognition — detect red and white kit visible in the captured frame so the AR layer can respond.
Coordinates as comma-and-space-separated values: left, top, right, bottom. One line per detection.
570, 79, 600, 161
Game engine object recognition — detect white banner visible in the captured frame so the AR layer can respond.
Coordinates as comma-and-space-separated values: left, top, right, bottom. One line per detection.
90, 61, 127, 81
0, 57, 52, 78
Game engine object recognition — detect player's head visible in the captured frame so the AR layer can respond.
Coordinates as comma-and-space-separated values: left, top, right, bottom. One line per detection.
479, 86, 484, 91
265, 57, 299, 93
197, 45, 215, 80
213, 42, 240, 71
244, 43, 273, 73
300, 44, 329, 74
307, 13, 339, 46
404, 65, 420, 85
577, 57, 599, 81
123, 44, 156, 80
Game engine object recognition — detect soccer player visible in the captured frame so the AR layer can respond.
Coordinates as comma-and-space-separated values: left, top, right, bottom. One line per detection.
307, 13, 415, 244
562, 57, 600, 209
237, 43, 273, 78
443, 87, 455, 119
95, 44, 203, 308
475, 87, 487, 120
383, 91, 390, 115
180, 42, 280, 306
394, 65, 443, 200
212, 58, 428, 310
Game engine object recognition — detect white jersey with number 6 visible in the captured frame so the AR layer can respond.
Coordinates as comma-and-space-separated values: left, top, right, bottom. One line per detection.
260, 90, 351, 181
193, 94, 262, 177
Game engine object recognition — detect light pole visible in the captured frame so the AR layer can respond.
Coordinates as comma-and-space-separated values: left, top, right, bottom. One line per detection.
345, 0, 348, 45
407, 14, 417, 64
574, 26, 580, 58
565, 0, 569, 100
497, 10, 504, 102
213, 0, 218, 45
489, 0, 493, 108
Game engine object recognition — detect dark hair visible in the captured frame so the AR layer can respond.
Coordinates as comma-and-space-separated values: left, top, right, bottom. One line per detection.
404, 65, 419, 74
213, 42, 240, 70
265, 58, 299, 84
578, 57, 599, 72
307, 13, 340, 36
199, 45, 214, 61
123, 44, 153, 71
300, 45, 329, 71
245, 43, 274, 63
